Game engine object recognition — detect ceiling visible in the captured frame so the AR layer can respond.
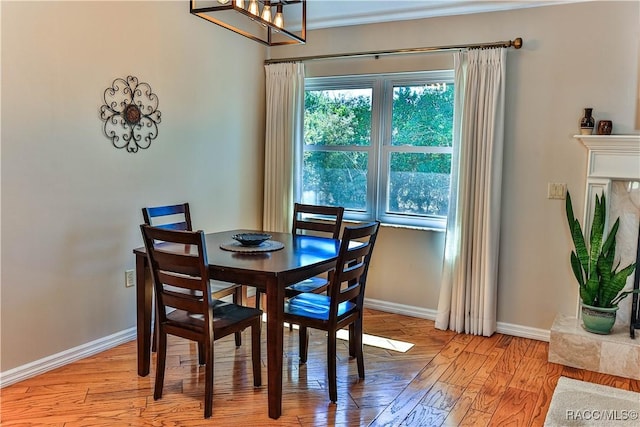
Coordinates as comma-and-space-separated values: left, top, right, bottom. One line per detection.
305, 0, 580, 29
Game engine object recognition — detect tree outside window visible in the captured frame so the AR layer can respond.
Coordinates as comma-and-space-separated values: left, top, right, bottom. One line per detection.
298, 71, 454, 229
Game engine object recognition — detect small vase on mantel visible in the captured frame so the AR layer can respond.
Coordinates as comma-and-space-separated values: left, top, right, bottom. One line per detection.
597, 120, 613, 135
580, 108, 595, 135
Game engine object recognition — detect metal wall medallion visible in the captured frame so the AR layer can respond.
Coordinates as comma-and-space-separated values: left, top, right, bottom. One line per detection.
100, 76, 161, 153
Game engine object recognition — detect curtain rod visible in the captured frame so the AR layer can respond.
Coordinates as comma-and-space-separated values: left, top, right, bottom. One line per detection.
264, 37, 522, 65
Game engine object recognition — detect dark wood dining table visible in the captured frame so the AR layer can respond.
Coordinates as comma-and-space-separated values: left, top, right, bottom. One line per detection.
133, 229, 340, 419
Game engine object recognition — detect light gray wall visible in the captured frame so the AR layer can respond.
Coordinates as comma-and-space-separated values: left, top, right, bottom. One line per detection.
1, 1, 265, 371
269, 1, 640, 330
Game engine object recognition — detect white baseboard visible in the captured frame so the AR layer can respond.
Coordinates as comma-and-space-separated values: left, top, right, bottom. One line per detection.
364, 297, 550, 342
0, 327, 136, 388
496, 320, 550, 342
365, 297, 438, 320
0, 299, 550, 388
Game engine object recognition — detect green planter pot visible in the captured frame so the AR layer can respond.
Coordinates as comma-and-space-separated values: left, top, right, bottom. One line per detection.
581, 303, 619, 334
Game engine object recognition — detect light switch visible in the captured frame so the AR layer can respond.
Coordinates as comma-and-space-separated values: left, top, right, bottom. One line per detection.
548, 183, 567, 200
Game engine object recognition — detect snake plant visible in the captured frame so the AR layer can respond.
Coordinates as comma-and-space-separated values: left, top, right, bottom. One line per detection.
565, 191, 637, 308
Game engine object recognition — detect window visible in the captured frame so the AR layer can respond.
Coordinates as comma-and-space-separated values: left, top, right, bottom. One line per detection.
297, 71, 454, 229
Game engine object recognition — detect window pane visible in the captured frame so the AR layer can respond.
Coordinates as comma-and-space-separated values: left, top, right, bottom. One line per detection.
302, 151, 368, 210
387, 152, 451, 216
391, 83, 454, 147
304, 89, 372, 146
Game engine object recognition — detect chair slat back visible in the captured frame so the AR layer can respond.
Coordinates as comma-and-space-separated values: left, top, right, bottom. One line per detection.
328, 221, 380, 312
140, 224, 212, 323
142, 203, 192, 231
292, 203, 344, 239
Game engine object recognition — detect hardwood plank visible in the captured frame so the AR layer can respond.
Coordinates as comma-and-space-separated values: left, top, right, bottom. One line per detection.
464, 333, 501, 355
488, 387, 538, 427
439, 351, 487, 387
459, 409, 493, 427
493, 336, 531, 375
510, 357, 547, 393
528, 339, 549, 360
441, 386, 478, 427
401, 381, 465, 426
471, 348, 505, 387
529, 364, 563, 427
470, 370, 512, 414
494, 334, 513, 349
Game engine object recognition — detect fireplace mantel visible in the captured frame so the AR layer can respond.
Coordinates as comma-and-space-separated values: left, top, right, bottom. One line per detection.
573, 134, 640, 326
574, 134, 640, 180
548, 134, 640, 380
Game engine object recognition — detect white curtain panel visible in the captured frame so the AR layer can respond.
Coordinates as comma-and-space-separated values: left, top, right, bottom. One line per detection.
263, 62, 305, 233
435, 48, 506, 336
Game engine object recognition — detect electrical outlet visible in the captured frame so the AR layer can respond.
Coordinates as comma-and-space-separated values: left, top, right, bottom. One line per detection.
547, 183, 567, 200
125, 269, 135, 288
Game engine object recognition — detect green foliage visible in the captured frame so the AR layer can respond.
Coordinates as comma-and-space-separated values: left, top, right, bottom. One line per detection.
565, 191, 637, 308
303, 85, 453, 214
302, 151, 368, 209
305, 91, 371, 146
391, 85, 454, 148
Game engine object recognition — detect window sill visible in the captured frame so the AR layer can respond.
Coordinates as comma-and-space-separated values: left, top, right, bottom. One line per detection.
342, 218, 445, 233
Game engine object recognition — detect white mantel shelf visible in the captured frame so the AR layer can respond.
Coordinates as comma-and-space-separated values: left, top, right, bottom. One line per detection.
574, 134, 640, 151
573, 134, 640, 180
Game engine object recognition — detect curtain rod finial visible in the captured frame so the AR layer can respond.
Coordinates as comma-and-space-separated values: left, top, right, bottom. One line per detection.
512, 38, 523, 49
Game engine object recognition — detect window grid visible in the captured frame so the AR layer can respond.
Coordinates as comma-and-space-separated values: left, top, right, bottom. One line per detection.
299, 71, 454, 229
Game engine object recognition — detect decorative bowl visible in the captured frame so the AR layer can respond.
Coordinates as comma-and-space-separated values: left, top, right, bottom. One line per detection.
232, 233, 272, 247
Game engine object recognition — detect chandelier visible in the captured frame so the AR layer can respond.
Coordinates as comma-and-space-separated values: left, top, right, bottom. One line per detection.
190, 0, 306, 46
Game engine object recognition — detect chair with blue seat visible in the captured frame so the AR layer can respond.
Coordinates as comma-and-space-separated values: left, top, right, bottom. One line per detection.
140, 224, 262, 419
143, 203, 245, 348
255, 203, 344, 310
283, 221, 380, 403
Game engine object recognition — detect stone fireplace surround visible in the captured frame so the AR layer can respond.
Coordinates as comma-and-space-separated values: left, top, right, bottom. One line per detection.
548, 134, 640, 380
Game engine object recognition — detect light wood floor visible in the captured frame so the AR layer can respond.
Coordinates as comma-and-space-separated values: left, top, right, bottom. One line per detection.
2, 306, 639, 426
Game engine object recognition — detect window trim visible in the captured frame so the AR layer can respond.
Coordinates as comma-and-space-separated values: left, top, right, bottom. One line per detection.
299, 70, 454, 230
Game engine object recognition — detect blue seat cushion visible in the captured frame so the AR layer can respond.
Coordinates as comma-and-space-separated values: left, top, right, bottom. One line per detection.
286, 276, 328, 293
285, 292, 356, 321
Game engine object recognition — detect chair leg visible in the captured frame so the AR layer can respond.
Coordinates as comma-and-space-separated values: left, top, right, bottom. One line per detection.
203, 338, 214, 419
251, 318, 262, 387
348, 324, 356, 358
255, 291, 262, 310
233, 287, 243, 347
152, 321, 157, 352
299, 325, 309, 364
287, 297, 295, 331
198, 342, 206, 365
151, 296, 157, 353
153, 327, 167, 401
354, 318, 365, 379
327, 330, 338, 403
237, 285, 246, 306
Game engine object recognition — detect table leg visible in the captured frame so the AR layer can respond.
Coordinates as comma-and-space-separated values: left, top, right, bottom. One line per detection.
136, 253, 152, 377
266, 277, 284, 419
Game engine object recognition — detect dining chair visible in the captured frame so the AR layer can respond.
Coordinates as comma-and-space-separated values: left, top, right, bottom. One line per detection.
140, 224, 262, 419
283, 221, 380, 403
255, 203, 345, 310
143, 203, 245, 348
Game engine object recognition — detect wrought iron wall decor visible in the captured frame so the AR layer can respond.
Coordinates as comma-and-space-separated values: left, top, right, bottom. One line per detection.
99, 76, 161, 153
